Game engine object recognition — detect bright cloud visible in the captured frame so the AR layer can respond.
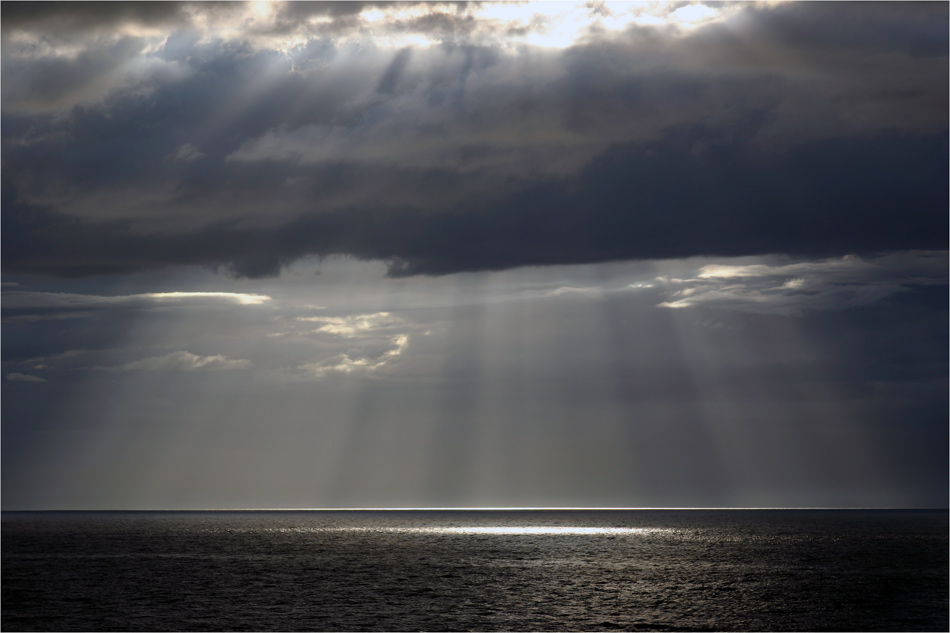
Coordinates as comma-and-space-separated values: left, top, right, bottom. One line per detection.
283, 308, 419, 380
297, 312, 402, 337
213, 1, 735, 51
143, 292, 271, 305
298, 334, 409, 377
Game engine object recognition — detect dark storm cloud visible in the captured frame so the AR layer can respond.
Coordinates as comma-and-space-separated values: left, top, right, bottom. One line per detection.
2, 1, 947, 278
737, 0, 948, 57
2, 36, 164, 113
5, 131, 945, 278
0, 1, 188, 34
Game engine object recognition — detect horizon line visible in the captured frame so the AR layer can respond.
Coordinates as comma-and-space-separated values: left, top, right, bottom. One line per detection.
4, 506, 948, 513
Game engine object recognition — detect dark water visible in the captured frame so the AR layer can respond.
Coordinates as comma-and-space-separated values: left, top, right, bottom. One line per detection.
2, 510, 947, 631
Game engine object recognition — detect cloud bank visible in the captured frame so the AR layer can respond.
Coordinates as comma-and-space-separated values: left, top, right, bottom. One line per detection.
2, 1, 947, 278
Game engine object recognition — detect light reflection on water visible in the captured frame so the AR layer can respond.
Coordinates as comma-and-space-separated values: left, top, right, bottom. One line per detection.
269, 526, 674, 535
5, 511, 947, 631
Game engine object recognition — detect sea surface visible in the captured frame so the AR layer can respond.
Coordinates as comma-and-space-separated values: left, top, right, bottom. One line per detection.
2, 509, 947, 631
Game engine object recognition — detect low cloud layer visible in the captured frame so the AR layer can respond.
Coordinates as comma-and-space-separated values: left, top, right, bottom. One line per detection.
6, 372, 47, 383
656, 252, 948, 316
2, 290, 271, 322
118, 350, 253, 371
3, 1, 946, 278
2, 252, 946, 509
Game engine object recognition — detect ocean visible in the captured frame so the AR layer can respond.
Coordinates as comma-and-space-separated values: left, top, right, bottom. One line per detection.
2, 509, 947, 631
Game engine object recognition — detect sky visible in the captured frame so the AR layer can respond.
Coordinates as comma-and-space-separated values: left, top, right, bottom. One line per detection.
2, 1, 947, 510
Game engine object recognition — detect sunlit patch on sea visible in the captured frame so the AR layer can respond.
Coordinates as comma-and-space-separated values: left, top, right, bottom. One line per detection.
2, 510, 947, 631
